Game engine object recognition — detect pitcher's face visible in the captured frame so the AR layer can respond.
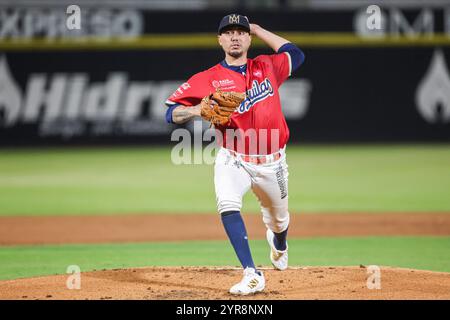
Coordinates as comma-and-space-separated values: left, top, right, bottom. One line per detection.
218, 27, 251, 59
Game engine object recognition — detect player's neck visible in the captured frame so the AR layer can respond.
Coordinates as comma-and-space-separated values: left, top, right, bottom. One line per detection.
224, 54, 247, 66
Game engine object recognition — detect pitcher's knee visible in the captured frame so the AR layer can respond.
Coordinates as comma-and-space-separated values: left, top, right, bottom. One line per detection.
262, 209, 290, 233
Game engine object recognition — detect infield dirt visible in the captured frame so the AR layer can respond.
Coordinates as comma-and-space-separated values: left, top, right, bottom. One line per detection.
1, 213, 450, 245
1, 213, 449, 300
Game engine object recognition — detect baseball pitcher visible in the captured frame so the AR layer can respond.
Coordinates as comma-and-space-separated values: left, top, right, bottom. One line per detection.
165, 14, 305, 295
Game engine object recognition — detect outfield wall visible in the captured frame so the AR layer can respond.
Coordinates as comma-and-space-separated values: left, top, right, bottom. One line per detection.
0, 8, 449, 145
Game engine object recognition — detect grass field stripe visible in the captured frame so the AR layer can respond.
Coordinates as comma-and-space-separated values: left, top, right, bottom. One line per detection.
1, 237, 449, 280
1, 145, 449, 215
0, 32, 450, 50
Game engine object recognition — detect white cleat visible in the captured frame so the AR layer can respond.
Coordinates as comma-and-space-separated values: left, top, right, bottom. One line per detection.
229, 267, 265, 296
266, 229, 288, 271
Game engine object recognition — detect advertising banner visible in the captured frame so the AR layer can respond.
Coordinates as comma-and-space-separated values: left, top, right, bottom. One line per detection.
0, 7, 449, 145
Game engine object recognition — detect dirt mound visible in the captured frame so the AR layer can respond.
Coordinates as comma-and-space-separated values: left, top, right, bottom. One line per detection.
1, 266, 449, 300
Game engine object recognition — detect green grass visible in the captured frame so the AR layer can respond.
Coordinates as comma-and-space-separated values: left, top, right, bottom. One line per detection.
0, 236, 449, 280
0, 145, 449, 216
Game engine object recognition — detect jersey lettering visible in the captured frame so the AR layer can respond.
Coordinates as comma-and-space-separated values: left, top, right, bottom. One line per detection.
238, 78, 274, 114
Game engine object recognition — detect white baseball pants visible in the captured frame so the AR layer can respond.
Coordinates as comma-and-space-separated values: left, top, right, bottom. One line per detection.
214, 147, 290, 233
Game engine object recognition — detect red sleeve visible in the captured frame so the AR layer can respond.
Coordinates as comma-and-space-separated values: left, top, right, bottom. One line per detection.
267, 52, 292, 86
165, 72, 211, 107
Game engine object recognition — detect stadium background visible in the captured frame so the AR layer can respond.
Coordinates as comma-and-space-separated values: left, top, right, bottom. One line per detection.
0, 0, 449, 299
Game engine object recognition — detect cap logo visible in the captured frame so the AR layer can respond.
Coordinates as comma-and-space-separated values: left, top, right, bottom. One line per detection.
229, 14, 240, 24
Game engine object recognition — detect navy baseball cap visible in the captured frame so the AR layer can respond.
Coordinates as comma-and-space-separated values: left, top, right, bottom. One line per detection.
218, 14, 250, 34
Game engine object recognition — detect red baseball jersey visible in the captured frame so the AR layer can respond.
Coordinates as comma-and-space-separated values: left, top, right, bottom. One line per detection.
166, 52, 292, 155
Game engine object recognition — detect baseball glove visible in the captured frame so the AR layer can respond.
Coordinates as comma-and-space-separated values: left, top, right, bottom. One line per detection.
200, 89, 246, 126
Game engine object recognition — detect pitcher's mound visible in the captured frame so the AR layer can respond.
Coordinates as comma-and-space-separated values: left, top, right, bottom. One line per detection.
1, 266, 449, 300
